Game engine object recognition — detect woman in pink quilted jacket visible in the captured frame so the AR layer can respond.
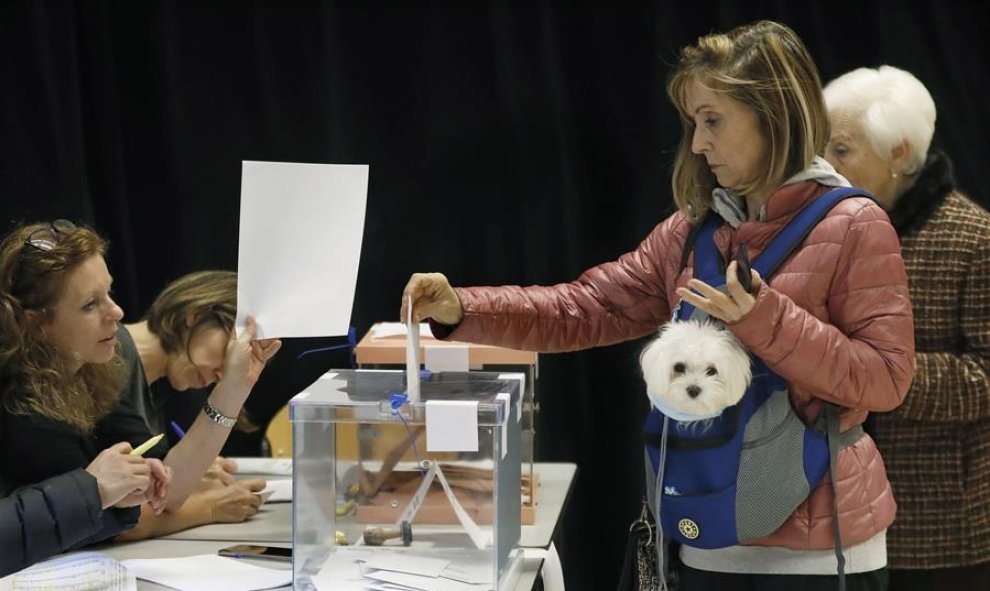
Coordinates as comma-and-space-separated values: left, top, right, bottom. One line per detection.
402, 20, 915, 591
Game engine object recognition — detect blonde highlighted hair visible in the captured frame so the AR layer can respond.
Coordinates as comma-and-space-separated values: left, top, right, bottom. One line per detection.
0, 222, 125, 432
143, 270, 261, 433
144, 270, 237, 355
667, 21, 829, 223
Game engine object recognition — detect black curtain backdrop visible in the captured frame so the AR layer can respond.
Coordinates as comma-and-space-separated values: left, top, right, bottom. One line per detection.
1, 2, 988, 589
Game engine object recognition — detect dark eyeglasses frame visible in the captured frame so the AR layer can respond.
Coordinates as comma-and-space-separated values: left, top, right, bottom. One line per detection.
22, 219, 78, 253
9, 219, 79, 289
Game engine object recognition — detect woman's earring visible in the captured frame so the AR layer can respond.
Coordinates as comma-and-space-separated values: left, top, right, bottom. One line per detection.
890, 170, 899, 179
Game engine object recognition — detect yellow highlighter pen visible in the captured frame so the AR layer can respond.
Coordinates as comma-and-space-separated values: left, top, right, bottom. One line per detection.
130, 433, 165, 457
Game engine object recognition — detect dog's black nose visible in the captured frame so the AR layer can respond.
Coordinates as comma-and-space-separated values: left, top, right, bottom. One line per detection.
687, 385, 701, 398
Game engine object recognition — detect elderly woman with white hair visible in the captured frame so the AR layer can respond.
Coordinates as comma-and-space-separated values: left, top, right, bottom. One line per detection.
825, 65, 990, 591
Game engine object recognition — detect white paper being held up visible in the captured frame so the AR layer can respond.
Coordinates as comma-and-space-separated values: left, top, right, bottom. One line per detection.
236, 160, 368, 339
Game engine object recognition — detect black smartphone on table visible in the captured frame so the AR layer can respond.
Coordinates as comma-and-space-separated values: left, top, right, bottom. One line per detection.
218, 544, 292, 562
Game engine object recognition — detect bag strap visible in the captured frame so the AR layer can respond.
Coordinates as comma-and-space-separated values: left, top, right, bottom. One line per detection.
825, 403, 847, 591
617, 497, 657, 591
616, 513, 641, 591
677, 218, 707, 274
677, 187, 872, 320
754, 187, 872, 279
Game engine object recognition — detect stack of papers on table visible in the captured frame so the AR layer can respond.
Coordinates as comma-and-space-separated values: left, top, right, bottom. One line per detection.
0, 552, 135, 591
254, 478, 292, 503
231, 458, 293, 476
310, 548, 493, 591
122, 554, 291, 591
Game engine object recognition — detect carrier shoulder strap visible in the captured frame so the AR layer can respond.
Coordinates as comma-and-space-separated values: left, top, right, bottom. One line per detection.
676, 187, 872, 321
755, 187, 872, 278
677, 220, 706, 274
682, 187, 872, 283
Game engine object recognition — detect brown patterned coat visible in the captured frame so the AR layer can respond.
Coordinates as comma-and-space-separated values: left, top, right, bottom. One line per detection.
872, 151, 990, 569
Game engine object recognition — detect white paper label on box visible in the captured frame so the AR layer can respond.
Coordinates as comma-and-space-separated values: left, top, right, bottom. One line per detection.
425, 400, 479, 452
497, 373, 525, 422
424, 344, 470, 372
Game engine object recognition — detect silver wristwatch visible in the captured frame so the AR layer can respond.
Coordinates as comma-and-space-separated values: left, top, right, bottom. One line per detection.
203, 399, 237, 429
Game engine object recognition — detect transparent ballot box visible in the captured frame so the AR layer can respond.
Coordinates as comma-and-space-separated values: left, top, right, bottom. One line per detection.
354, 323, 540, 525
291, 369, 524, 591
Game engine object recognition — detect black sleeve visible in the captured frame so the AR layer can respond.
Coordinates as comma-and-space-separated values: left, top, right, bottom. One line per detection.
0, 469, 129, 576
0, 414, 95, 487
94, 403, 167, 461
66, 504, 140, 551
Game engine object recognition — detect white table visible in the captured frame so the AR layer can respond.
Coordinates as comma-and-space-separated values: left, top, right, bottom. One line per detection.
98, 539, 543, 590
98, 462, 576, 590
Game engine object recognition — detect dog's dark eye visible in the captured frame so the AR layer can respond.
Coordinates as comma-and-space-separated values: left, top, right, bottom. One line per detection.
705, 366, 718, 376
673, 362, 686, 374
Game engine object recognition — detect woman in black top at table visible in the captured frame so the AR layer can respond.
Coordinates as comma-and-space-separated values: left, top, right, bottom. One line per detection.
0, 219, 280, 543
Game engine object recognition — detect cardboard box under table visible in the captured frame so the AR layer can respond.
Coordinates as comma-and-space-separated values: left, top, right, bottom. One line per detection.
290, 369, 524, 590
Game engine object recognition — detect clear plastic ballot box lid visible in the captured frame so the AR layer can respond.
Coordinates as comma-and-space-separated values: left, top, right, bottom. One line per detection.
290, 369, 523, 591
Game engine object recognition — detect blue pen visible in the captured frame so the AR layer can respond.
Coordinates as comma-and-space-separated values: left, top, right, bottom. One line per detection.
170, 420, 187, 439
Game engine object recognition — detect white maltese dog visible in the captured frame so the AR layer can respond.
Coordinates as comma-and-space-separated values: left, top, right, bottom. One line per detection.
640, 320, 752, 422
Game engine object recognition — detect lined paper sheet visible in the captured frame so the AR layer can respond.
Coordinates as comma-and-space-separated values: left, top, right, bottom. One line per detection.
0, 552, 135, 591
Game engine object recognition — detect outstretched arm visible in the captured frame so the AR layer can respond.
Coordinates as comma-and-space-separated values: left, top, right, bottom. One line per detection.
114, 479, 265, 541
400, 216, 688, 352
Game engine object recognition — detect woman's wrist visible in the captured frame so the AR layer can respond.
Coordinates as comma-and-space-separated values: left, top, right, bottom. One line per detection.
205, 379, 250, 417
203, 399, 237, 429
186, 492, 213, 526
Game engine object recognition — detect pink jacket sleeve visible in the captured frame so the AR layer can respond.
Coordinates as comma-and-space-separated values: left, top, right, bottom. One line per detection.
441, 215, 691, 352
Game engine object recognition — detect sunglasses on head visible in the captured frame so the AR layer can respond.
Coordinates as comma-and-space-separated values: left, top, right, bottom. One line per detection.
22, 219, 78, 252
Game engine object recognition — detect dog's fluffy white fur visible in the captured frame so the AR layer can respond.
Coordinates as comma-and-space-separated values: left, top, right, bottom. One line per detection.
640, 320, 752, 420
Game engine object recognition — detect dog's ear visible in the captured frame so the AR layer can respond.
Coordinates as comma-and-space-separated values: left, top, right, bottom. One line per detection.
641, 322, 680, 366
719, 334, 753, 400
722, 360, 752, 403
639, 333, 673, 406
639, 334, 664, 373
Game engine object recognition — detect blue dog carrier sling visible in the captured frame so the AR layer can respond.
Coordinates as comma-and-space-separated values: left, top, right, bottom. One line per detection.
643, 188, 871, 583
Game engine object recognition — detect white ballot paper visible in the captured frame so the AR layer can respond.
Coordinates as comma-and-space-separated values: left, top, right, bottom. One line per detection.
255, 478, 293, 503
230, 457, 292, 476
236, 161, 368, 339
405, 295, 421, 403
122, 554, 291, 591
